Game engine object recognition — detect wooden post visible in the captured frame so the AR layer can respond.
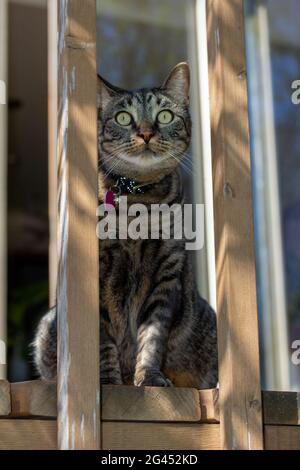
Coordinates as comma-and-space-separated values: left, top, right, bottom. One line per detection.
57, 0, 100, 449
206, 0, 264, 449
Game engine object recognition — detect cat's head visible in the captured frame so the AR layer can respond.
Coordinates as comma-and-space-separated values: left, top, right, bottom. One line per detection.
98, 62, 191, 182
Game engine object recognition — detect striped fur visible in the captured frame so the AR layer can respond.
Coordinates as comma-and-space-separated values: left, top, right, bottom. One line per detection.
33, 63, 218, 388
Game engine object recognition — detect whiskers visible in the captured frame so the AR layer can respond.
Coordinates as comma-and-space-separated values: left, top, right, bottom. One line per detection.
100, 140, 195, 180
161, 147, 194, 176
101, 142, 135, 179
101, 150, 122, 179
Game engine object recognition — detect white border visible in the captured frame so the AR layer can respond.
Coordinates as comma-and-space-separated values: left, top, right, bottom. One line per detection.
194, 0, 217, 309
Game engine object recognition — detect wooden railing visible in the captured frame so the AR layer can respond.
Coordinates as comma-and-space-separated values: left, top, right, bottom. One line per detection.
0, 380, 300, 450
57, 0, 100, 449
207, 0, 263, 450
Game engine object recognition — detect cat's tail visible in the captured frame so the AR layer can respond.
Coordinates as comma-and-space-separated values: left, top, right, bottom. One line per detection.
32, 306, 57, 382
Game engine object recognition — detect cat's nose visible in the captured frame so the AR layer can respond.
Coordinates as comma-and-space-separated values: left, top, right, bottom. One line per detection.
138, 130, 154, 144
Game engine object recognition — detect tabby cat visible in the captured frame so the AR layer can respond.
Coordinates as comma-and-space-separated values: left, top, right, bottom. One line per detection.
33, 63, 218, 388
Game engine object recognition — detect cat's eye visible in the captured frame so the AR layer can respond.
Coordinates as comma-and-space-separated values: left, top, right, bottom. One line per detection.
115, 111, 133, 126
157, 110, 174, 125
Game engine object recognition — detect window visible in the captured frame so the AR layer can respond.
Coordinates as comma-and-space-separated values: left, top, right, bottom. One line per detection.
6, 0, 48, 382
245, 0, 300, 390
97, 0, 216, 307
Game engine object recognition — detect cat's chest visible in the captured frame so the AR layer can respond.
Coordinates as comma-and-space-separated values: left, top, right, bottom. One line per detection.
120, 239, 153, 296
102, 238, 156, 276
101, 238, 154, 308
113, 240, 153, 337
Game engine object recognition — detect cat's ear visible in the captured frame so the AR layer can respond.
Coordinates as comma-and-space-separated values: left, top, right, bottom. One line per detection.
97, 75, 122, 108
162, 62, 190, 104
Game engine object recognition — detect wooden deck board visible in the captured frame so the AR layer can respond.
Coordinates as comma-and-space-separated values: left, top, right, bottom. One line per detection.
1, 382, 300, 450
0, 380, 10, 415
102, 422, 220, 450
265, 425, 300, 450
3, 381, 300, 428
102, 385, 201, 422
6, 381, 204, 422
0, 420, 57, 450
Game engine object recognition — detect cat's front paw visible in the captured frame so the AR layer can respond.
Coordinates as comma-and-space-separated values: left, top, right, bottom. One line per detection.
134, 369, 173, 387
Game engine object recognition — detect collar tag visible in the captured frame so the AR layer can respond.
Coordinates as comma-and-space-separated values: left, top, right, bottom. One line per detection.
104, 190, 116, 210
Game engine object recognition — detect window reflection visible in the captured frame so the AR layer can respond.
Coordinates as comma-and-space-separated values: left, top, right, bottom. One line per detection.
97, 0, 188, 88
246, 0, 300, 390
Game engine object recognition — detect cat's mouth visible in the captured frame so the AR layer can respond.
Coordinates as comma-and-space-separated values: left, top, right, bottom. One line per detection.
142, 148, 157, 157
132, 141, 168, 159
104, 142, 180, 172
118, 143, 161, 160
117, 149, 167, 169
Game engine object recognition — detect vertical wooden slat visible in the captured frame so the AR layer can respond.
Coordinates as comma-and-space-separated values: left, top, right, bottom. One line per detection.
206, 0, 263, 449
57, 0, 100, 450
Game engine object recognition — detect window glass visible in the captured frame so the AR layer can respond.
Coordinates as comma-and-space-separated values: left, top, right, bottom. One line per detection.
245, 0, 300, 390
97, 0, 213, 302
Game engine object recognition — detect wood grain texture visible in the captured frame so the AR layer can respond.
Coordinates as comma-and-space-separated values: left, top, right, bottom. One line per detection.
102, 422, 220, 450
57, 0, 100, 449
10, 380, 56, 418
8, 381, 300, 428
1, 419, 299, 450
7, 381, 202, 422
0, 380, 10, 415
102, 385, 201, 422
263, 391, 300, 426
0, 420, 57, 450
206, 0, 263, 449
199, 388, 219, 423
0, 419, 220, 451
265, 426, 300, 450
